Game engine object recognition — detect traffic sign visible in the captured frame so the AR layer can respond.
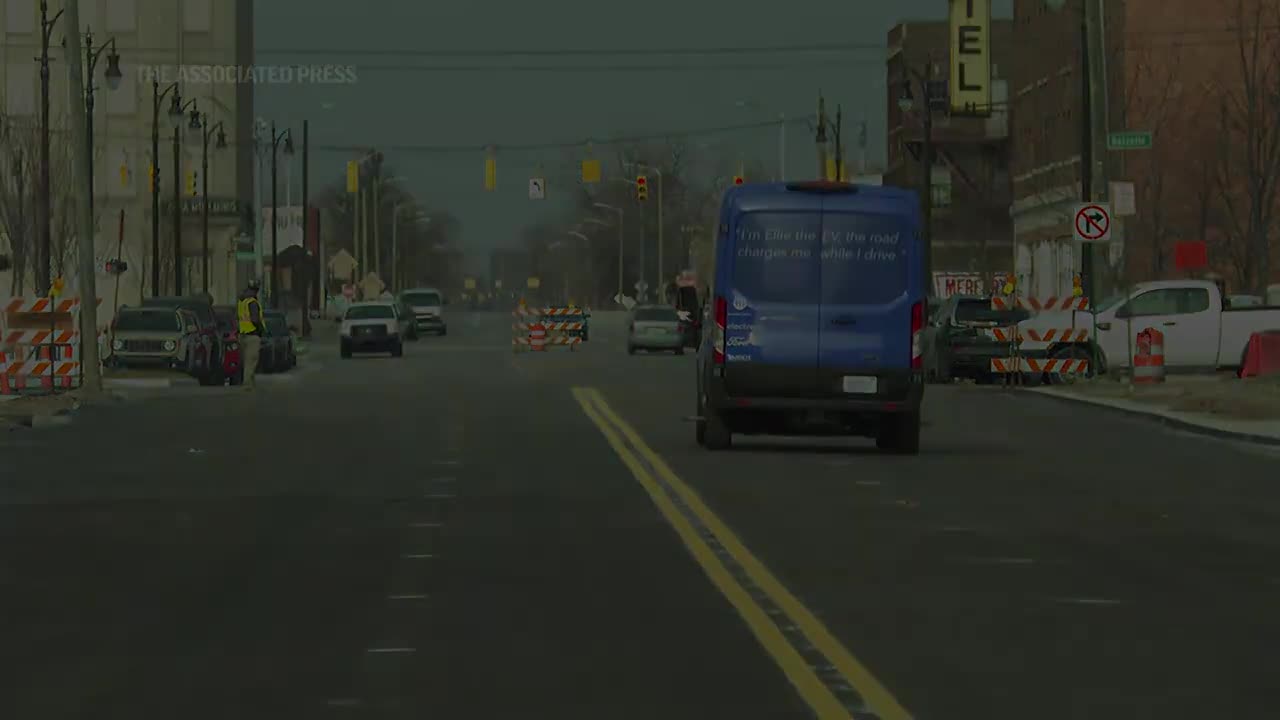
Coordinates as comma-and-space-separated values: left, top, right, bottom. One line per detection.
527, 276, 540, 289
1107, 131, 1152, 150
528, 177, 545, 200
1073, 203, 1111, 243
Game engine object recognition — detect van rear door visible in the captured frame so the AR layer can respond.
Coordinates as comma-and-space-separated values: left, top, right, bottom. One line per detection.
816, 204, 917, 394
722, 209, 822, 397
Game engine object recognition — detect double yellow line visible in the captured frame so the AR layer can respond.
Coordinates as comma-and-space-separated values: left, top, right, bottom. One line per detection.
571, 387, 911, 720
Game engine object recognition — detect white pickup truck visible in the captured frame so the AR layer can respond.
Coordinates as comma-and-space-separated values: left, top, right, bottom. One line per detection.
1020, 279, 1280, 373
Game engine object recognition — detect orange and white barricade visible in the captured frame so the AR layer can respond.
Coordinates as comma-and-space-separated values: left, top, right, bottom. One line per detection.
511, 305, 584, 352
1132, 327, 1166, 384
0, 296, 99, 394
986, 294, 1091, 379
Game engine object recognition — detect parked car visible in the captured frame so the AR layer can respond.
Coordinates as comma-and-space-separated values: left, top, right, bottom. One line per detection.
261, 310, 297, 372
393, 298, 419, 340
398, 287, 447, 336
1016, 279, 1280, 375
340, 302, 403, 357
627, 305, 686, 355
140, 295, 224, 385
212, 305, 243, 385
696, 180, 926, 453
921, 294, 1030, 383
108, 307, 208, 377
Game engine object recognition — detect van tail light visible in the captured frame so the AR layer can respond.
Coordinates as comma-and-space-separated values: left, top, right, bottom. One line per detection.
712, 296, 727, 365
910, 300, 925, 369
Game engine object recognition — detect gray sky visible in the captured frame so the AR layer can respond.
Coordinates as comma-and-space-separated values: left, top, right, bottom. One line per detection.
256, 0, 1013, 273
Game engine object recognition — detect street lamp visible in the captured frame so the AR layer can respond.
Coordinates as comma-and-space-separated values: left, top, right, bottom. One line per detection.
150, 81, 181, 296
171, 98, 200, 295
36, 0, 65, 296
198, 113, 227, 293
269, 122, 295, 308
593, 202, 625, 303
628, 162, 664, 300
83, 26, 121, 225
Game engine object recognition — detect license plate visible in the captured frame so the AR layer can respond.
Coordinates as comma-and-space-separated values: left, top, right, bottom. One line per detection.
842, 376, 877, 394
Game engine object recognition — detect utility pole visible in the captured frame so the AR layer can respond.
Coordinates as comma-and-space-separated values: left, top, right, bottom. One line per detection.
252, 118, 266, 285
63, 0, 102, 397
391, 202, 400, 293
922, 69, 935, 283
302, 120, 311, 337
373, 172, 381, 280
833, 105, 843, 181
172, 126, 182, 294
270, 121, 279, 307
36, 0, 62, 297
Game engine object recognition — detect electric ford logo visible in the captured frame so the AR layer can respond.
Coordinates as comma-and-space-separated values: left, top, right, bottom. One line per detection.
726, 337, 751, 347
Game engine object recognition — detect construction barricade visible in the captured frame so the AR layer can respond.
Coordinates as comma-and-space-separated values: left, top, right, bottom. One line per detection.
1132, 327, 1166, 384
512, 305, 586, 352
0, 296, 98, 395
986, 294, 1091, 381
1240, 330, 1280, 378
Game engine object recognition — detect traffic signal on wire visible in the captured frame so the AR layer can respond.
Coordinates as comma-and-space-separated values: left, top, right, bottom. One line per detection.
635, 175, 648, 200
733, 175, 744, 185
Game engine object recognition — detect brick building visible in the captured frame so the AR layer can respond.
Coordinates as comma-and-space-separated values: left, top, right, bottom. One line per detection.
885, 19, 1014, 294
1006, 0, 1268, 296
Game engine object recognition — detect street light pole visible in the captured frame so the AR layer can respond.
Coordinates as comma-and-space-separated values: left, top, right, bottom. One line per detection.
594, 203, 624, 302
36, 0, 64, 296
200, 114, 226, 294
268, 122, 294, 308
899, 60, 936, 284
152, 81, 180, 296
83, 28, 122, 228
173, 99, 198, 295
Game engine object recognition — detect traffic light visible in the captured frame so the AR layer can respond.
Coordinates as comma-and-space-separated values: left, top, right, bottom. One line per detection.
635, 175, 648, 201
732, 175, 744, 185
186, 170, 198, 197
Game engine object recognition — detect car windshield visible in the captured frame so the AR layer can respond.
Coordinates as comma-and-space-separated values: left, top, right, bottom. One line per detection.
1095, 293, 1127, 313
403, 292, 441, 306
346, 305, 394, 320
115, 311, 179, 332
635, 307, 678, 322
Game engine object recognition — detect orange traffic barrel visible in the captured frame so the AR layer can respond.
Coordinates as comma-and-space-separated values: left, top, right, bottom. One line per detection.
529, 323, 547, 352
1133, 327, 1165, 383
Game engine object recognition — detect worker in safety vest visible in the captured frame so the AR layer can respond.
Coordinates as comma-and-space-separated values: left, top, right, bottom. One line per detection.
236, 279, 265, 390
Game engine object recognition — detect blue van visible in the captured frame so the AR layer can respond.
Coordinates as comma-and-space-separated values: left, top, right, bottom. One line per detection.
695, 181, 926, 453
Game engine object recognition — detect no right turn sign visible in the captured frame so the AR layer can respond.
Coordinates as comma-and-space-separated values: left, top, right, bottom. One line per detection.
1074, 203, 1111, 243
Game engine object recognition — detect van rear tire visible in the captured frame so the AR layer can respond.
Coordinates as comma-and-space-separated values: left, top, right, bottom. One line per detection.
876, 411, 920, 455
702, 404, 732, 450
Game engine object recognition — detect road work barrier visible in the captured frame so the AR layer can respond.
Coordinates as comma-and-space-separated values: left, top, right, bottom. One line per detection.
1132, 327, 1166, 384
986, 294, 1090, 380
0, 296, 101, 394
1240, 330, 1280, 378
511, 305, 586, 352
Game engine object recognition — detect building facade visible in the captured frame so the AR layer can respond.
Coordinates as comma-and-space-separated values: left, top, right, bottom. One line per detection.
1, 0, 253, 312
885, 19, 1015, 295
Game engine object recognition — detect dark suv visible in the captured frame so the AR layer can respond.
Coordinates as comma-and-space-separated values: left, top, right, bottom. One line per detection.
141, 295, 225, 385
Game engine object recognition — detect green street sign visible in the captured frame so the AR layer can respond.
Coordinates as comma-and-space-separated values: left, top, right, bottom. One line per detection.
1107, 131, 1152, 150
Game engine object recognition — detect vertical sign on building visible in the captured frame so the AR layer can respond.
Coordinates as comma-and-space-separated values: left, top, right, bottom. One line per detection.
949, 0, 991, 117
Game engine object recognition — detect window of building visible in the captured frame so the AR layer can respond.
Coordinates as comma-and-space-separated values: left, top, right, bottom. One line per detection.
182, 0, 211, 32
5, 65, 35, 115
6, 0, 35, 32
105, 0, 136, 31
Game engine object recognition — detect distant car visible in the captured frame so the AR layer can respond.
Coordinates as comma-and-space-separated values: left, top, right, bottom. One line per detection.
340, 302, 404, 358
108, 307, 207, 377
921, 295, 1031, 383
261, 310, 297, 371
398, 287, 447, 336
628, 305, 686, 355
212, 305, 243, 385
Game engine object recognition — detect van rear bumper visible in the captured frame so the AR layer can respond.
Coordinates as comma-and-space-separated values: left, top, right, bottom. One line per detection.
705, 369, 923, 413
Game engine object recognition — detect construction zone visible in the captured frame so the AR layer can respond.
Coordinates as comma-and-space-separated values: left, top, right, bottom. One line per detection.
512, 302, 590, 352
0, 296, 103, 396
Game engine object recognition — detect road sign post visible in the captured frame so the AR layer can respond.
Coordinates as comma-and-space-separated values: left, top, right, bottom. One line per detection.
528, 177, 545, 200
1073, 203, 1111, 244
1107, 131, 1152, 150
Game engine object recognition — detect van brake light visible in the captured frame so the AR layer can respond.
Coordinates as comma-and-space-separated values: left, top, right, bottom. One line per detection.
910, 300, 924, 370
713, 296, 727, 365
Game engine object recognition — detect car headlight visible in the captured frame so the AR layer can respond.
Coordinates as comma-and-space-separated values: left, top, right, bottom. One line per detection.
111, 339, 123, 350
163, 340, 176, 351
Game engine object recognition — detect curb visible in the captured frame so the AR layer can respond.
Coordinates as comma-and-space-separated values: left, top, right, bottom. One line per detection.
1025, 387, 1280, 446
103, 376, 200, 389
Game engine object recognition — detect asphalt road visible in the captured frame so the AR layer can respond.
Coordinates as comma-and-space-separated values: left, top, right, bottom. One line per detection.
2, 310, 1278, 719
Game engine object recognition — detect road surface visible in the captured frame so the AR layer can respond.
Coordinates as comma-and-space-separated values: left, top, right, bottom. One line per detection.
2, 311, 1278, 719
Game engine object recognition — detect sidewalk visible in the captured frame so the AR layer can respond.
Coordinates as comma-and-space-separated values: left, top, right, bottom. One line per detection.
0, 390, 81, 428
1028, 374, 1280, 444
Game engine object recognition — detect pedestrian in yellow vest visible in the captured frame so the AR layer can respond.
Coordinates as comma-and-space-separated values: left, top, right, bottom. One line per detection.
237, 280, 265, 391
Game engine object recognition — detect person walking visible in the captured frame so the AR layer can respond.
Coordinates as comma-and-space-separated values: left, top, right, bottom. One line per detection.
236, 280, 265, 390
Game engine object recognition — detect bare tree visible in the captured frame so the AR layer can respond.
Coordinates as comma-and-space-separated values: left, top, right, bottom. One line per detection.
0, 115, 38, 294
1215, 0, 1280, 294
